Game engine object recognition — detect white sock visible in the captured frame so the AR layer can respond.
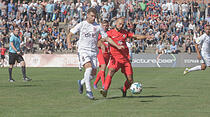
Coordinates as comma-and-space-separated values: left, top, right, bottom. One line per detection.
83, 67, 92, 92
81, 75, 95, 85
188, 65, 201, 72
81, 79, 85, 85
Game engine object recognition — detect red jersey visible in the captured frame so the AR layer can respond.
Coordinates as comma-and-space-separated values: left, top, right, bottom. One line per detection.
98, 34, 109, 54
0, 48, 6, 55
107, 29, 134, 61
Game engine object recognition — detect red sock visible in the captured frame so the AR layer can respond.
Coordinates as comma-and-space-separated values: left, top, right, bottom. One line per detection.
123, 80, 131, 92
104, 74, 112, 90
101, 71, 105, 87
94, 71, 102, 85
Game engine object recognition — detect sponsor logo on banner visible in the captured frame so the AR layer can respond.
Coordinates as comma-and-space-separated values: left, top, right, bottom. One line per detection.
132, 53, 200, 67
132, 54, 176, 67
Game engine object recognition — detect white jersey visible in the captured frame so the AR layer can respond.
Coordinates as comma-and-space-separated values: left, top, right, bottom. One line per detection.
195, 33, 210, 54
195, 33, 210, 66
70, 21, 107, 53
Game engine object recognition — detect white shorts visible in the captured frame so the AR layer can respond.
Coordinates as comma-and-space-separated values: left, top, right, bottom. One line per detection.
201, 53, 210, 67
79, 51, 97, 69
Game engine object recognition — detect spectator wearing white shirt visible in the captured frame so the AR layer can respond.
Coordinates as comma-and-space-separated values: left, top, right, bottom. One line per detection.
172, 1, 179, 16
91, 0, 97, 7
156, 40, 165, 54
119, 1, 126, 17
176, 20, 183, 33
181, 1, 189, 18
166, 0, 172, 15
126, 38, 133, 62
188, 20, 195, 31
75, 0, 83, 22
161, 1, 168, 14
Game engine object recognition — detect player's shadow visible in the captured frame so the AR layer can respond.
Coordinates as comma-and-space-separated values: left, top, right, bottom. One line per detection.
0, 84, 40, 87
14, 84, 40, 87
106, 95, 180, 100
143, 87, 157, 89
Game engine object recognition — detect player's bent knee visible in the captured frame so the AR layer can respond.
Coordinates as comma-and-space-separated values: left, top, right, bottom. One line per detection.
92, 68, 97, 76
128, 79, 133, 84
100, 64, 106, 70
108, 68, 115, 76
201, 66, 206, 70
84, 62, 92, 69
201, 64, 206, 70
21, 61, 25, 66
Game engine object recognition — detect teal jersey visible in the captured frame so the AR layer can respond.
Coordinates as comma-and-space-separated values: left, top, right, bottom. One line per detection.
9, 34, 21, 53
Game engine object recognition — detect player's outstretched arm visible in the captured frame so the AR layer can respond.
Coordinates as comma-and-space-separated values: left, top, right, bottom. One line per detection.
97, 40, 106, 53
103, 37, 124, 49
195, 44, 202, 60
132, 34, 153, 40
67, 32, 74, 49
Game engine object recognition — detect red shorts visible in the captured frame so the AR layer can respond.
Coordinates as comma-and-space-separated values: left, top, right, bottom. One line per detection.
108, 57, 133, 75
97, 50, 110, 66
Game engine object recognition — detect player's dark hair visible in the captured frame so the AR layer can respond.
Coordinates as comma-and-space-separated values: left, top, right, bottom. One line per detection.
102, 20, 108, 24
87, 8, 97, 15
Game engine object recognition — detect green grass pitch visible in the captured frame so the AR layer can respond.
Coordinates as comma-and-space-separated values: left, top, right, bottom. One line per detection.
0, 67, 210, 117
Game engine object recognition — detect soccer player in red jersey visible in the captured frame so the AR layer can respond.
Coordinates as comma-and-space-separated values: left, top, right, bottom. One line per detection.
93, 20, 110, 89
0, 44, 6, 67
100, 17, 152, 97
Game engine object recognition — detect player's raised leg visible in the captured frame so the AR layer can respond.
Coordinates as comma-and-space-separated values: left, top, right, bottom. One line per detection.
100, 67, 116, 97
94, 64, 106, 89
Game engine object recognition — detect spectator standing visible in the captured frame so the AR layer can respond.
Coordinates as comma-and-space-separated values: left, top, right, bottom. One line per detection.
166, 0, 172, 15
0, 44, 6, 67
119, 0, 126, 17
199, 1, 207, 20
191, 0, 199, 20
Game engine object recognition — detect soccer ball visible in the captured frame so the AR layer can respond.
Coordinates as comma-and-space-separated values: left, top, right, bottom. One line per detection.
130, 82, 143, 94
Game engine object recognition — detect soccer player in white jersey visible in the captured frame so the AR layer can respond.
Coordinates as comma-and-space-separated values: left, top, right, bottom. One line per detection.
184, 24, 210, 75
67, 8, 123, 100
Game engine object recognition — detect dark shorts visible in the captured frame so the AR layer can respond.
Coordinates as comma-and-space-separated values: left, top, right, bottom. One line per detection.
9, 52, 24, 65
1, 55, 5, 59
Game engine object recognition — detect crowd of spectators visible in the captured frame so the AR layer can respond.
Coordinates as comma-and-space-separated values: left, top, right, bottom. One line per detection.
0, 0, 209, 54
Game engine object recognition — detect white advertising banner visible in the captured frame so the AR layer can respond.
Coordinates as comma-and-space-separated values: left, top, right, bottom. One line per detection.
1, 53, 201, 68
1, 54, 80, 67
23, 54, 80, 67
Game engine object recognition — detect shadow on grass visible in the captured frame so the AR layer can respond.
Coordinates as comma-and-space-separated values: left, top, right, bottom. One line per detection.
143, 87, 157, 89
0, 84, 40, 87
106, 95, 181, 100
14, 84, 40, 87
140, 100, 153, 102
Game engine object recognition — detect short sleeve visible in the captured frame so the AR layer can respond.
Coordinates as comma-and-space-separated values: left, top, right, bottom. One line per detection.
127, 31, 134, 37
195, 34, 205, 45
10, 35, 14, 42
70, 22, 82, 34
99, 26, 108, 38
106, 30, 112, 38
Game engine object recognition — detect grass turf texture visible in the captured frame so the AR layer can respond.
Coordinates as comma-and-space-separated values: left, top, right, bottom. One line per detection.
0, 67, 210, 117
